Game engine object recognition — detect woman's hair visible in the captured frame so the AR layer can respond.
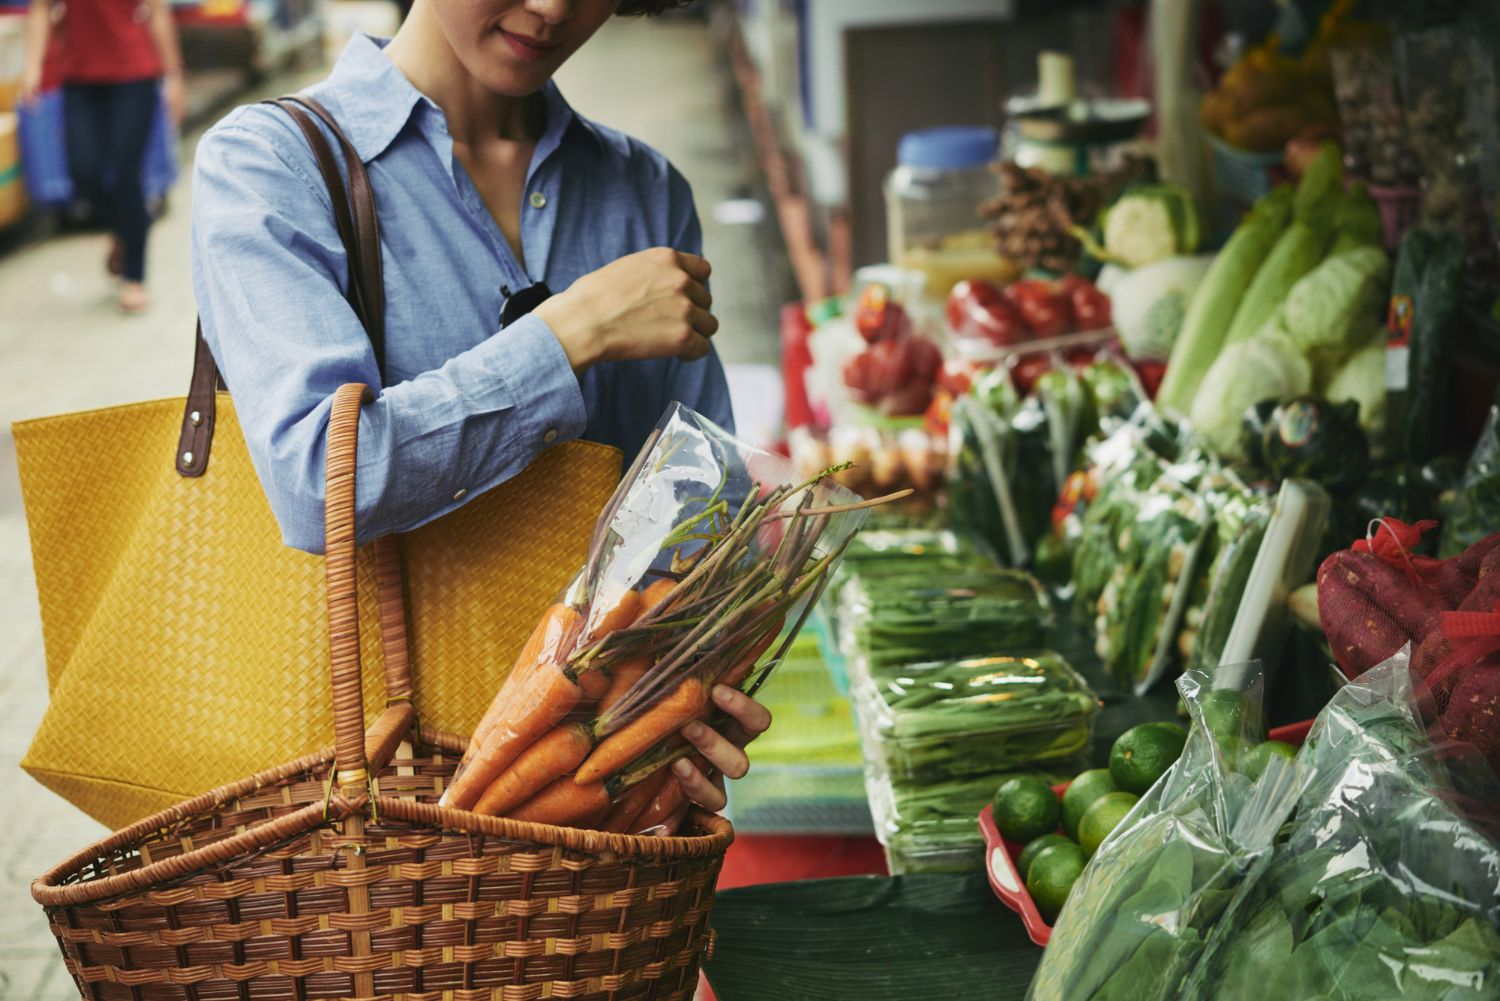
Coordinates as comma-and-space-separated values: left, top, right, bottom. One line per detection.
617, 0, 694, 15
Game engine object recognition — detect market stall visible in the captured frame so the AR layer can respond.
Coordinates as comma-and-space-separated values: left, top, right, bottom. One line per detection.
705, 1, 1500, 996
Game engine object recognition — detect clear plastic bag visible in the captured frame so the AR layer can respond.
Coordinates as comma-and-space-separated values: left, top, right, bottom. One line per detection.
1027, 663, 1305, 1001
440, 403, 874, 833
1183, 649, 1500, 1000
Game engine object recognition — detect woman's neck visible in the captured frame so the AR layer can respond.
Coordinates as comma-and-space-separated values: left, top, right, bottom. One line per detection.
383, 6, 540, 147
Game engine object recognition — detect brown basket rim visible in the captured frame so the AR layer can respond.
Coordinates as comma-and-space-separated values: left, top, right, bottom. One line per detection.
32, 725, 734, 910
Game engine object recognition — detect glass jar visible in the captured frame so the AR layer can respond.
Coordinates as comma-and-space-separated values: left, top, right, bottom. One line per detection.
884, 126, 1008, 296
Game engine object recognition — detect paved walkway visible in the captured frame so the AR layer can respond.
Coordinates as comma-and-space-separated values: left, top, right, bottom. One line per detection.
0, 16, 785, 996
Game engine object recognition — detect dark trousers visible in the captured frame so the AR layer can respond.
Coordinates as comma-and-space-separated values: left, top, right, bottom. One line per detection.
63, 79, 159, 283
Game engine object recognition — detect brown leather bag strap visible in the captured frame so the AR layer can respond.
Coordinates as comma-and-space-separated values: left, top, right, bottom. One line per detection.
176, 95, 386, 476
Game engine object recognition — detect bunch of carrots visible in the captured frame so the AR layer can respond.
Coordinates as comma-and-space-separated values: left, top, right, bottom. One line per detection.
440, 462, 896, 832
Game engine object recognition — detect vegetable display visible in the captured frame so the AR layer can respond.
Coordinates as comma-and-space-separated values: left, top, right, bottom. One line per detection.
443, 404, 885, 831
1157, 185, 1295, 413
1105, 255, 1213, 361
1183, 656, 1500, 1001
980, 160, 1154, 274
1027, 666, 1308, 1001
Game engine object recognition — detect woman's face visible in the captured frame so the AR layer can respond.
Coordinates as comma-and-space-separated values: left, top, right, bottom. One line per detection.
430, 0, 620, 95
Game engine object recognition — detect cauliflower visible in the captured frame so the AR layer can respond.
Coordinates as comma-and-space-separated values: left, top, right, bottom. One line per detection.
1100, 184, 1202, 269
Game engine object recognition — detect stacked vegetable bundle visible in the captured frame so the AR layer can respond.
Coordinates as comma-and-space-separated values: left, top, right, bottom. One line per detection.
442, 405, 880, 833
833, 533, 1099, 873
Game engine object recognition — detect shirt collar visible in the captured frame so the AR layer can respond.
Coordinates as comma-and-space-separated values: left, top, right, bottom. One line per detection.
323, 33, 598, 167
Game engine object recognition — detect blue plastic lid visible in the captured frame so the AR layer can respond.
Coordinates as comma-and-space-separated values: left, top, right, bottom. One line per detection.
897, 126, 1000, 170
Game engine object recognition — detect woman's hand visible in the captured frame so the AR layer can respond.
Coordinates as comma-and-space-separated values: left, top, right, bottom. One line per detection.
163, 70, 187, 128
640, 684, 770, 836
538, 247, 719, 370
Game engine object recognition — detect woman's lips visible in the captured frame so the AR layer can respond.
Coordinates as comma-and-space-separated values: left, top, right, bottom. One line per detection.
497, 28, 559, 63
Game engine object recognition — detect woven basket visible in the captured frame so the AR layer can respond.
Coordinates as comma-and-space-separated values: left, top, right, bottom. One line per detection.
32, 384, 734, 1001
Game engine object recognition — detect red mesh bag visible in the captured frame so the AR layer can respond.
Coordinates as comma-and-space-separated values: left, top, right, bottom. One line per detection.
1319, 520, 1500, 772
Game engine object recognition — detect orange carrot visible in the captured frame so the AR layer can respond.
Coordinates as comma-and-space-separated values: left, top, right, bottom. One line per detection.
632, 754, 709, 833
446, 664, 583, 810
576, 668, 611, 702
583, 587, 640, 644
574, 676, 709, 786
507, 774, 612, 827
715, 625, 782, 691
600, 768, 672, 833
463, 603, 582, 759
597, 656, 651, 715
471, 723, 594, 817
638, 577, 677, 615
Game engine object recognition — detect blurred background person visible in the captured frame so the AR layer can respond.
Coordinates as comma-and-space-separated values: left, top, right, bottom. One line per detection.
19, 0, 185, 313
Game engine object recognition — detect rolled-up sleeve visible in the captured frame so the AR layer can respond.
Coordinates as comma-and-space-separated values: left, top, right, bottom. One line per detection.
661, 164, 734, 433
190, 119, 587, 553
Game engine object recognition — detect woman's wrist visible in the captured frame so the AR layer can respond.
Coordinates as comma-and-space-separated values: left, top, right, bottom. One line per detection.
536, 293, 604, 372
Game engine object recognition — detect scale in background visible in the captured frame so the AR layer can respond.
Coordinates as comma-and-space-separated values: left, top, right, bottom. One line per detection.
1004, 51, 1151, 177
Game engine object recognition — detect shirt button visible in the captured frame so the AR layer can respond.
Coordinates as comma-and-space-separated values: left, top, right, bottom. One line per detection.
453, 488, 468, 501
529, 191, 547, 209
542, 428, 558, 445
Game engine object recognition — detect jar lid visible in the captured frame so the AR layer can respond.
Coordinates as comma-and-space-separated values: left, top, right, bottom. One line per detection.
897, 126, 1000, 170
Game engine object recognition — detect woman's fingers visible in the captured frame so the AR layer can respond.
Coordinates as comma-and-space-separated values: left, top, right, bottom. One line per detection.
690, 306, 719, 338
711, 683, 772, 737
680, 719, 750, 780
675, 251, 712, 283
683, 279, 713, 311
671, 756, 727, 812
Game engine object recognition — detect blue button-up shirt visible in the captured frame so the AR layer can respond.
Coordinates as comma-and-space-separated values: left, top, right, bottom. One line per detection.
190, 34, 732, 553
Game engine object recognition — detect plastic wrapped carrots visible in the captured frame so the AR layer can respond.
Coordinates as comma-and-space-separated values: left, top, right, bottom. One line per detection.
440, 404, 901, 832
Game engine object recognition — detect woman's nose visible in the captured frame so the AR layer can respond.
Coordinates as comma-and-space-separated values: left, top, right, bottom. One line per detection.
523, 0, 576, 26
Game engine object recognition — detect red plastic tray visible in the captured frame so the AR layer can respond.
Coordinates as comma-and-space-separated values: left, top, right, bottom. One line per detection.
981, 720, 1314, 946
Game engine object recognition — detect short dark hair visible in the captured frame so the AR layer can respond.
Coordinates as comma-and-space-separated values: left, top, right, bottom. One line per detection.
616, 0, 694, 15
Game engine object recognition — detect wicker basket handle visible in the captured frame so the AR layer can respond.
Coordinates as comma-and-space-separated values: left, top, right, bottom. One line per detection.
325, 383, 377, 791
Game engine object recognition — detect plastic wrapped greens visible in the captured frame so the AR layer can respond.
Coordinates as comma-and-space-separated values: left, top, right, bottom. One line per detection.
872, 762, 1078, 875
857, 652, 1098, 782
1028, 665, 1305, 1001
840, 565, 1054, 669
1183, 649, 1500, 999
1091, 472, 1212, 693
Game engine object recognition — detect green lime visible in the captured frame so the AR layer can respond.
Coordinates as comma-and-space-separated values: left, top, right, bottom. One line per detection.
1199, 690, 1245, 744
993, 776, 1063, 844
1078, 791, 1139, 858
1062, 768, 1117, 840
1026, 842, 1088, 922
1240, 739, 1298, 780
1110, 722, 1189, 795
1017, 833, 1073, 883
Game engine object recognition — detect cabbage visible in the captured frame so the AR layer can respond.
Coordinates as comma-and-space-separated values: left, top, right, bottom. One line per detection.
1324, 337, 1386, 437
1279, 246, 1390, 356
1109, 255, 1214, 359
1188, 329, 1313, 459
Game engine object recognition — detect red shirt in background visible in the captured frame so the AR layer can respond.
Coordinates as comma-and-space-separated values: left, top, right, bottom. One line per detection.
60, 0, 163, 84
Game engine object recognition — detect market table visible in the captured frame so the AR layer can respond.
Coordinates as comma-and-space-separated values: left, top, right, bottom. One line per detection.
703, 874, 1042, 1000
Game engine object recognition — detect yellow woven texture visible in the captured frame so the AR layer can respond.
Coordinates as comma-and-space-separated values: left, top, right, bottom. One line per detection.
15, 393, 620, 829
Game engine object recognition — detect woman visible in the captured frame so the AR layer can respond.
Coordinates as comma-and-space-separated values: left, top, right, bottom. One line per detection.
190, 0, 760, 821
21, 0, 186, 313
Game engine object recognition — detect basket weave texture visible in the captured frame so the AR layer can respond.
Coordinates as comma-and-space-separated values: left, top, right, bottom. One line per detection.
32, 384, 734, 1000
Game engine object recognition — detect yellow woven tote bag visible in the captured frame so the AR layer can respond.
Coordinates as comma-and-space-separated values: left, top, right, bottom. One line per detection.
15, 96, 621, 829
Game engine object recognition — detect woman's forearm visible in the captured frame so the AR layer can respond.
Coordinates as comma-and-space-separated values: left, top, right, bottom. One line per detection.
22, 0, 52, 88
148, 0, 185, 76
